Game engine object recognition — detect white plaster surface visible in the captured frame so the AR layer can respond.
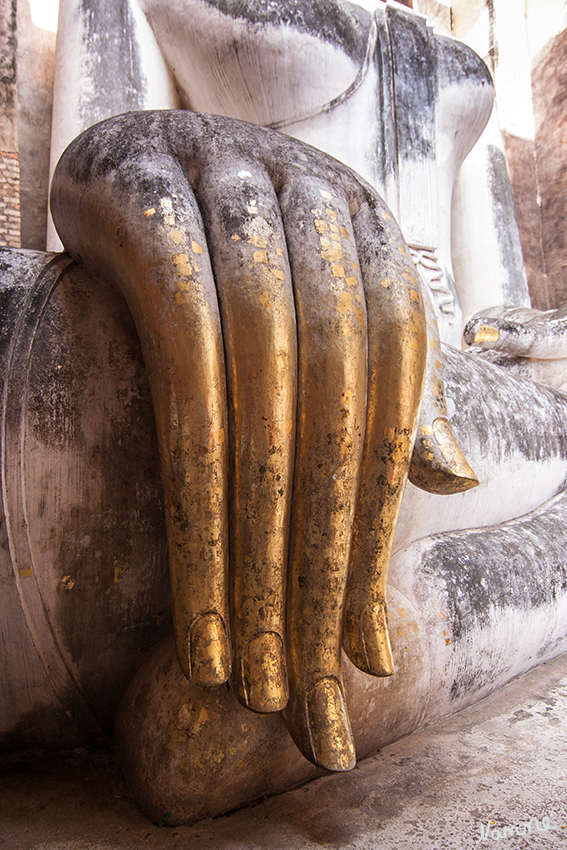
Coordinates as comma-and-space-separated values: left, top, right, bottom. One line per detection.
455, 4, 489, 59
28, 0, 59, 33
46, 0, 506, 347
395, 457, 567, 555
48, 0, 179, 250
490, 0, 535, 140
452, 107, 531, 326
456, 0, 535, 141
525, 0, 567, 61
2, 650, 567, 848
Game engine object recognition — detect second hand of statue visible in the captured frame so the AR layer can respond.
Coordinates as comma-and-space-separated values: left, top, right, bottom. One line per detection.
51, 111, 477, 771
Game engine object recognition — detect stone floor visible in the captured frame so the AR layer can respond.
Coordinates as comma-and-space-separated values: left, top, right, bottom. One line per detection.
2, 652, 567, 850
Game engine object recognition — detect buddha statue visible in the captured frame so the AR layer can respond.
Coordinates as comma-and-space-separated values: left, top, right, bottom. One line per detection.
3, 0, 567, 825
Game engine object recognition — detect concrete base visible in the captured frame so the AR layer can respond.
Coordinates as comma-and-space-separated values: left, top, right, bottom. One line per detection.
2, 652, 567, 849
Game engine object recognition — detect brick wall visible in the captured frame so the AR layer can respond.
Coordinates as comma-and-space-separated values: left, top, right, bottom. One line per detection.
0, 0, 19, 248
0, 148, 19, 247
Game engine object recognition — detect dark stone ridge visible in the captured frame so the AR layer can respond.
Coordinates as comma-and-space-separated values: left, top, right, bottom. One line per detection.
78, 0, 146, 127
486, 143, 528, 305
200, 0, 371, 62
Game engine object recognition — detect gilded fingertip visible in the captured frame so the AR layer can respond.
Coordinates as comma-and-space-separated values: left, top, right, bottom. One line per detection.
306, 677, 356, 771
240, 631, 288, 713
473, 324, 500, 344
189, 612, 230, 686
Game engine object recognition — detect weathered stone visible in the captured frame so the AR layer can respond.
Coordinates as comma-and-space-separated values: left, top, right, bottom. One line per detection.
0, 249, 170, 753
501, 130, 546, 308
531, 27, 567, 308
3, 0, 567, 829
115, 342, 567, 822
16, 0, 56, 250
0, 0, 20, 249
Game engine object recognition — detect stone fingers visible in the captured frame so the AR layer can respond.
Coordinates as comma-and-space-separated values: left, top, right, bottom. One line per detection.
278, 178, 368, 771
464, 304, 567, 359
52, 150, 232, 687
343, 196, 427, 676
195, 162, 296, 713
410, 280, 479, 496
50, 111, 482, 776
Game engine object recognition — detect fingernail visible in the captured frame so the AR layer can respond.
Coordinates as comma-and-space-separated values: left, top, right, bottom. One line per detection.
241, 631, 288, 713
189, 612, 230, 686
361, 602, 394, 676
432, 417, 478, 484
306, 676, 356, 771
473, 324, 500, 344
410, 417, 479, 495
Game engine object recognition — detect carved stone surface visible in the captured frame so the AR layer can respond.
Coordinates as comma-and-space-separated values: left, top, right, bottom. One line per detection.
501, 129, 546, 307
50, 110, 446, 772
4, 236, 567, 821
16, 1, 57, 250
48, 0, 527, 347
0, 249, 170, 752
115, 345, 567, 823
531, 27, 567, 309
3, 0, 567, 829
0, 0, 20, 249
452, 0, 567, 315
